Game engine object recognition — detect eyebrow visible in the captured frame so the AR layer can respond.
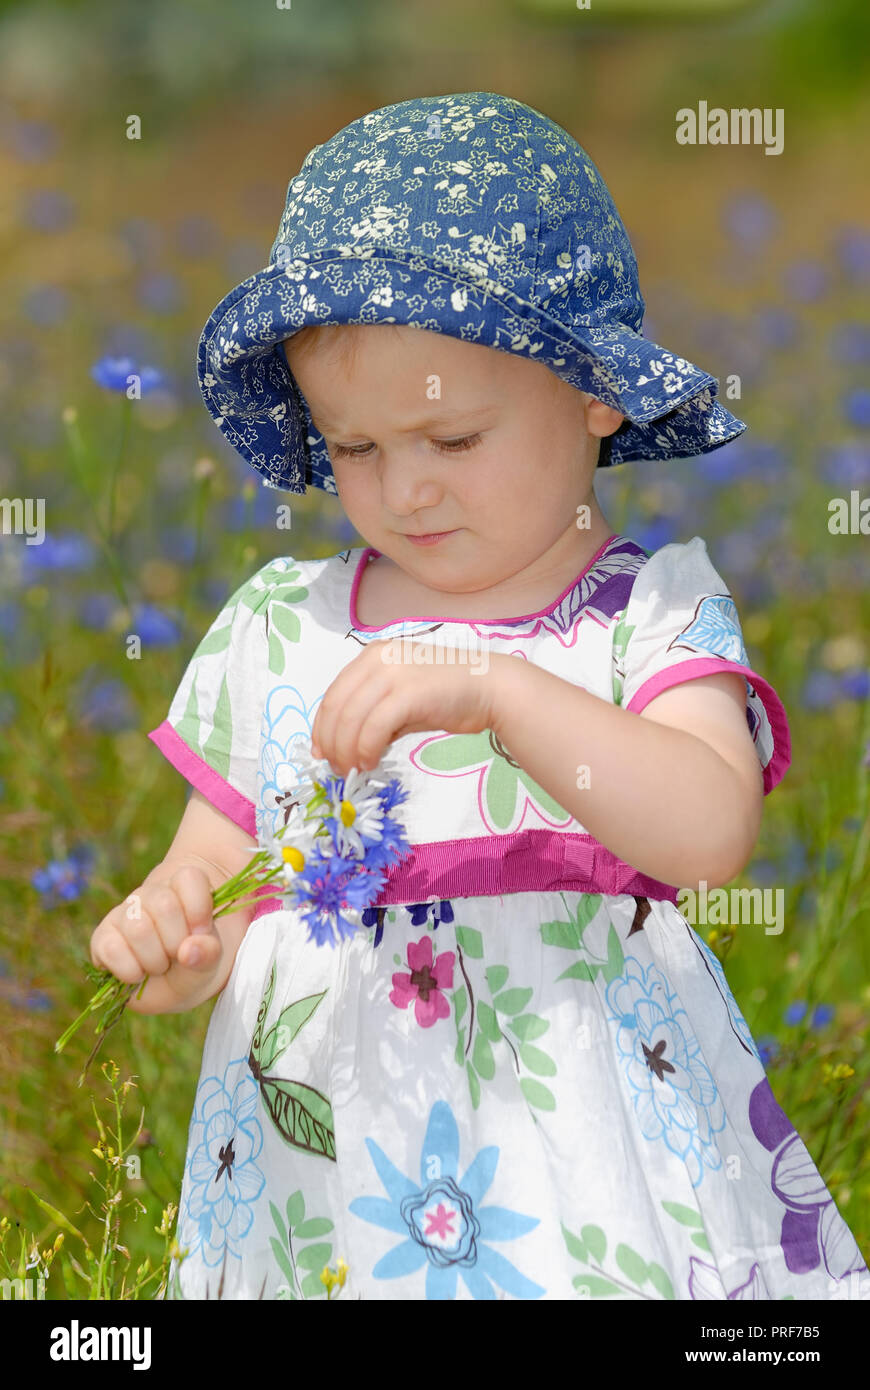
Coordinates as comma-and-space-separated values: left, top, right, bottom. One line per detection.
309, 404, 499, 435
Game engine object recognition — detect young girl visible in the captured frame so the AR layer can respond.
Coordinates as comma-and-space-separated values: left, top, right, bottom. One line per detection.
91, 92, 867, 1300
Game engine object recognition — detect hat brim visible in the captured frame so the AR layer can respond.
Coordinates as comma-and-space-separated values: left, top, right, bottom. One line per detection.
197, 248, 746, 493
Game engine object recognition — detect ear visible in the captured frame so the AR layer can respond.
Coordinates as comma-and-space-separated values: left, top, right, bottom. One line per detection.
586, 396, 625, 438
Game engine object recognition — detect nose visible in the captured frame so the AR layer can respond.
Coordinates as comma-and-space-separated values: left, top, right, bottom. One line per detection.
377, 444, 445, 518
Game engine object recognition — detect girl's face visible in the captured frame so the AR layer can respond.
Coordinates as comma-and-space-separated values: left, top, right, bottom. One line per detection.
282, 325, 623, 597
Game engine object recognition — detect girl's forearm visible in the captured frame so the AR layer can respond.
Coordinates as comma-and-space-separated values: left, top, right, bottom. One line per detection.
489, 657, 758, 890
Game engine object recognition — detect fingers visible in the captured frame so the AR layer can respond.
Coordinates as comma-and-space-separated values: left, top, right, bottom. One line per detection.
313, 641, 403, 776
89, 866, 218, 986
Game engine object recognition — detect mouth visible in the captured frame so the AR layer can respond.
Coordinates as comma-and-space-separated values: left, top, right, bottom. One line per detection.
403, 529, 459, 545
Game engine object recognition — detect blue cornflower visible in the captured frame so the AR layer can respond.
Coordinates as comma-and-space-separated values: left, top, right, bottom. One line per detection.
23, 189, 74, 231
21, 532, 96, 575
129, 603, 182, 646
78, 678, 137, 731
801, 671, 842, 710
810, 1004, 835, 1030
78, 593, 118, 630
840, 669, 870, 701
783, 260, 828, 302
31, 845, 94, 906
757, 1035, 780, 1067
822, 443, 870, 488
294, 854, 376, 947
90, 355, 165, 394
754, 308, 798, 350
835, 227, 870, 282
722, 192, 778, 249
784, 1001, 807, 1026
138, 271, 183, 314
22, 285, 70, 326
830, 323, 870, 365
844, 388, 870, 429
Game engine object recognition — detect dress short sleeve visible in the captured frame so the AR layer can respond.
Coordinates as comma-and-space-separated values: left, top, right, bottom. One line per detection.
613, 537, 791, 794
147, 570, 270, 838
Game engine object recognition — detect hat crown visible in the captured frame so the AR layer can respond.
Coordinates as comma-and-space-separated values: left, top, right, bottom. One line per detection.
269, 92, 644, 337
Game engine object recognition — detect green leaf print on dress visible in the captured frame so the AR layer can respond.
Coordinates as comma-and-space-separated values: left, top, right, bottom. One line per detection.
226, 559, 309, 676
611, 610, 637, 706
451, 936, 557, 1114
415, 730, 573, 831
540, 893, 625, 984
248, 963, 337, 1160
270, 1190, 339, 1299
561, 1219, 677, 1300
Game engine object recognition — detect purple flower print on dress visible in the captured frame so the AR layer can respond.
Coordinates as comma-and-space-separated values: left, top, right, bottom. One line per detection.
748, 1079, 868, 1283
689, 1256, 768, 1300
390, 935, 455, 1028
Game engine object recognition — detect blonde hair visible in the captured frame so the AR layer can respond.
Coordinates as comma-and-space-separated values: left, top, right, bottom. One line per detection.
282, 322, 405, 368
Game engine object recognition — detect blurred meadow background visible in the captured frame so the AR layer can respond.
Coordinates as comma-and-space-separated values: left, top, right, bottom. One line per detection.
0, 0, 868, 1296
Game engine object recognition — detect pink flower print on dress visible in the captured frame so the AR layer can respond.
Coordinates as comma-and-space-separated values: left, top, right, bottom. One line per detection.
390, 935, 455, 1028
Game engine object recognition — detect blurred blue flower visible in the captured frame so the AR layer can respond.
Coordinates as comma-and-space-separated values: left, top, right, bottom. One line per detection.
843, 388, 870, 429
117, 216, 162, 261
90, 355, 165, 394
21, 285, 71, 326
810, 1004, 835, 1030
750, 858, 779, 886
78, 678, 137, 731
631, 517, 681, 553
0, 601, 19, 637
31, 844, 94, 905
201, 578, 231, 606
223, 486, 281, 530
0, 693, 17, 727
782, 260, 829, 302
23, 988, 54, 1012
821, 443, 870, 488
6, 119, 57, 162
801, 670, 842, 710
130, 603, 182, 646
696, 438, 755, 485
22, 189, 75, 231
160, 525, 197, 563
834, 227, 870, 282
330, 514, 360, 544
21, 532, 96, 575
722, 192, 778, 250
829, 323, 870, 366
175, 213, 219, 258
784, 1001, 806, 1026
757, 1035, 780, 1067
138, 271, 183, 314
78, 593, 118, 630
753, 308, 799, 350
839, 668, 869, 700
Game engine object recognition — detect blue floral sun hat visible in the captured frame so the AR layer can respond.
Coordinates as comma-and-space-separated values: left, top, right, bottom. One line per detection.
197, 91, 746, 495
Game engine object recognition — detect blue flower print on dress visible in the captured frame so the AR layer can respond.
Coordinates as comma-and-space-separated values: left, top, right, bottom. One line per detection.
179, 1057, 266, 1268
348, 1099, 545, 1299
606, 956, 727, 1188
668, 594, 749, 665
257, 685, 319, 839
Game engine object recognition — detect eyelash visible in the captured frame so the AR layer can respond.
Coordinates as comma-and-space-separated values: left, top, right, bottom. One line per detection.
329, 434, 481, 459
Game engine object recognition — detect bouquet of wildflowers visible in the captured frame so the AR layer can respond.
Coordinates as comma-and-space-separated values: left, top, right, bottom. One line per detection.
56, 747, 412, 1081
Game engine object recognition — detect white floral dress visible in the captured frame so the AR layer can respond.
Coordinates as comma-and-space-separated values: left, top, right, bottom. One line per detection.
148, 532, 868, 1301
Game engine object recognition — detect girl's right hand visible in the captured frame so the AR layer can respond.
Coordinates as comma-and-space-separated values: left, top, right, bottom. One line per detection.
89, 864, 224, 1012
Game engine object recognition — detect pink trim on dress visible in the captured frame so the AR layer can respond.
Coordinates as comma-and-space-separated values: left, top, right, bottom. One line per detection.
250, 828, 678, 921
625, 659, 791, 794
147, 719, 257, 838
348, 534, 619, 632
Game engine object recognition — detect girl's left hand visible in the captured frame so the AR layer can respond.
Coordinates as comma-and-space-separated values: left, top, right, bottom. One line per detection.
310, 639, 515, 778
